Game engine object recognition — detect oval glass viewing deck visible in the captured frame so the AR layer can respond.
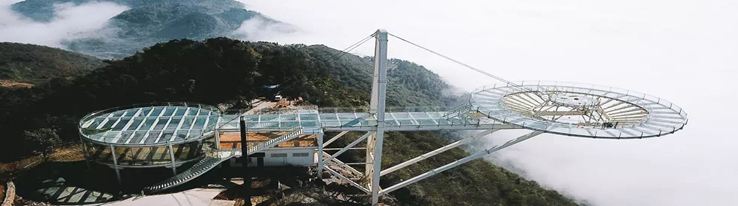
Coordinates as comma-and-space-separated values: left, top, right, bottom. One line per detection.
80, 103, 220, 145
78, 103, 220, 168
470, 81, 689, 138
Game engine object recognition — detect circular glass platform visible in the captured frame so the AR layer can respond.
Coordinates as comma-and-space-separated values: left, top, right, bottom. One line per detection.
78, 103, 221, 168
470, 81, 688, 138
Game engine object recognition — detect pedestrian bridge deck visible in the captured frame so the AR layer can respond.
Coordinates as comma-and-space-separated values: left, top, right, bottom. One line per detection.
218, 107, 517, 132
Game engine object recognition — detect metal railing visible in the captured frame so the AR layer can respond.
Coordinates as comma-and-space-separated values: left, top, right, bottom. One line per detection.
247, 128, 304, 155
143, 150, 237, 193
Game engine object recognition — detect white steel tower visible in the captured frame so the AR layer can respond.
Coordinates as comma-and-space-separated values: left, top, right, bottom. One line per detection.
366, 29, 389, 205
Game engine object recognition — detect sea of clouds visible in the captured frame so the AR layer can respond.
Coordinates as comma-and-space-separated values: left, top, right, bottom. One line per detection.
239, 0, 738, 205
0, 0, 127, 48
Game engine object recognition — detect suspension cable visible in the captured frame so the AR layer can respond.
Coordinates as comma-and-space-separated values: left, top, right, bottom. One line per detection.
386, 32, 534, 93
334, 33, 375, 59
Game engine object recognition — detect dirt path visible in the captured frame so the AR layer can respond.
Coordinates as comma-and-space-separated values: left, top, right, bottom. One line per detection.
0, 80, 33, 89
0, 144, 85, 175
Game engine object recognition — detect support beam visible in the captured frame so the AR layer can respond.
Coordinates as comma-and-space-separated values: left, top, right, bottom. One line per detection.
110, 145, 122, 185
317, 132, 324, 175
380, 129, 497, 176
323, 147, 367, 151
323, 151, 362, 176
380, 131, 542, 195
323, 131, 349, 147
324, 167, 371, 194
80, 138, 90, 169
214, 111, 221, 150
239, 116, 248, 156
238, 116, 251, 201
343, 162, 370, 165
327, 132, 372, 160
367, 29, 389, 206
534, 110, 587, 116
168, 144, 177, 175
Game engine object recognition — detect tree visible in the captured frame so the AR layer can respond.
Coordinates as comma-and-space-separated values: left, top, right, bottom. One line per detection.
23, 128, 61, 160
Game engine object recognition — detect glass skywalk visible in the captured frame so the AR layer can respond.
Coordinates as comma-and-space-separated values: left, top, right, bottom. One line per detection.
218, 107, 515, 132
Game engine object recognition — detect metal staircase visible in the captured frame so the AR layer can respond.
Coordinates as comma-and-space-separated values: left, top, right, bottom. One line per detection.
143, 128, 304, 193
143, 150, 237, 193
247, 128, 303, 155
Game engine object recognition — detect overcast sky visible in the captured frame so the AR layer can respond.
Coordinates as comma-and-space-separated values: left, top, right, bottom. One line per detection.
1, 0, 737, 205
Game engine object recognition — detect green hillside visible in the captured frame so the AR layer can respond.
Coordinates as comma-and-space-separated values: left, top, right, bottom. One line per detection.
0, 42, 105, 84
0, 38, 577, 205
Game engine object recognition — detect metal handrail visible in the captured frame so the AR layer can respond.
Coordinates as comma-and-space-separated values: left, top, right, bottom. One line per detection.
247, 128, 304, 155
143, 150, 236, 193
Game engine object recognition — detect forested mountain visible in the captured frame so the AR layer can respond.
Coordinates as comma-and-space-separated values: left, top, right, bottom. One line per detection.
0, 38, 576, 205
11, 0, 287, 59
0, 38, 451, 161
0, 42, 105, 84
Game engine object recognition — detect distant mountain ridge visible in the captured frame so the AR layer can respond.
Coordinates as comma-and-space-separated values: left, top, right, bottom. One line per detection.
11, 0, 287, 59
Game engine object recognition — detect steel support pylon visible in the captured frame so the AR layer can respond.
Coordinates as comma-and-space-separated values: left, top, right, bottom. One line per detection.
367, 29, 389, 205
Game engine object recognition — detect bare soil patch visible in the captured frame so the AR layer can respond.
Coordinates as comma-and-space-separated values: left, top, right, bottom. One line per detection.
0, 80, 33, 89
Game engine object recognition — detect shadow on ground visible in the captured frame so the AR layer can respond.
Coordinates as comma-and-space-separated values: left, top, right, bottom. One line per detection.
14, 160, 180, 205
14, 160, 365, 205
14, 161, 121, 205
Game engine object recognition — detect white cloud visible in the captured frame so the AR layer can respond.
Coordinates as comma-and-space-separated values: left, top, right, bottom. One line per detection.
230, 15, 296, 41
0, 1, 127, 47
240, 0, 738, 205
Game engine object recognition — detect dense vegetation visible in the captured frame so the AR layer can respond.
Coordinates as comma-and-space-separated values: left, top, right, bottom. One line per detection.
12, 0, 284, 59
380, 131, 575, 205
0, 39, 576, 205
0, 38, 448, 161
0, 42, 105, 84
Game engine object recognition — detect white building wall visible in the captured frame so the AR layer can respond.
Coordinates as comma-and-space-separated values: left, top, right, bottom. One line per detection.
265, 148, 315, 166
228, 147, 317, 167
